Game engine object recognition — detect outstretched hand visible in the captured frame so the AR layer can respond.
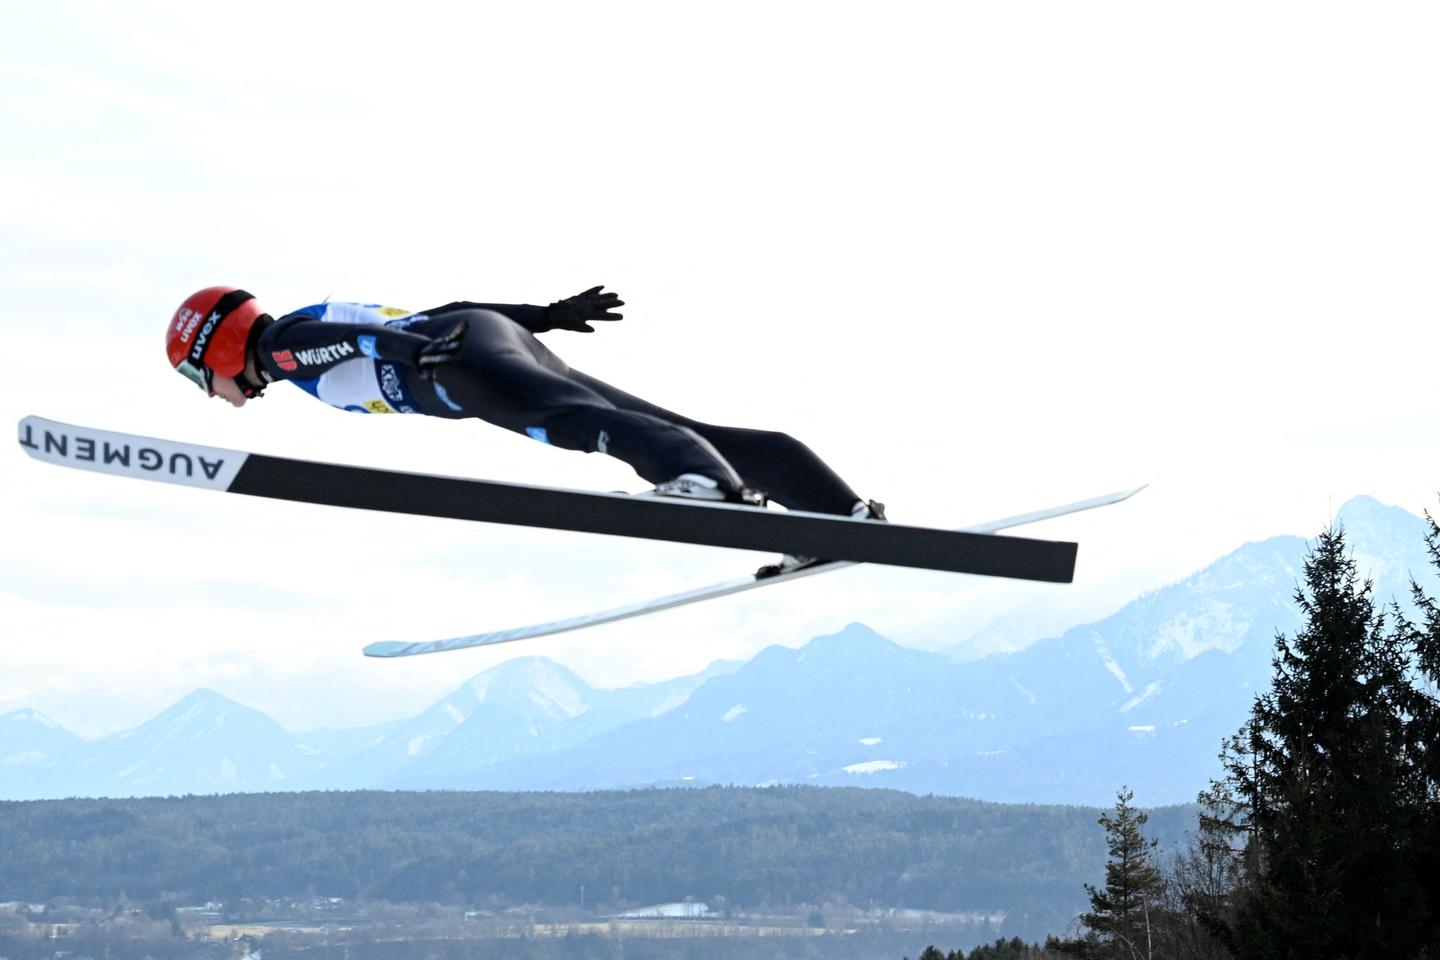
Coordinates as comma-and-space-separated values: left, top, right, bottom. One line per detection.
416, 319, 467, 380
543, 285, 624, 333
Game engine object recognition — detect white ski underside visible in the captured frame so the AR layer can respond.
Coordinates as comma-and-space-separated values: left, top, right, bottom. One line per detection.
363, 486, 1145, 658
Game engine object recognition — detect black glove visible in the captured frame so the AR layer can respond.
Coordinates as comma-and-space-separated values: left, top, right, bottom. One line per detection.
416, 320, 467, 380
542, 285, 624, 333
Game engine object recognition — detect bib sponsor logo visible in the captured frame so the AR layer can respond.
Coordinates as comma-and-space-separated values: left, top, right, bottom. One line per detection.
364, 399, 394, 414
379, 364, 405, 404
376, 363, 419, 414
292, 341, 356, 367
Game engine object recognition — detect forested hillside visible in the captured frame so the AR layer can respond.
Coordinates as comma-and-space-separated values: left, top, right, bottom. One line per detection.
0, 786, 1193, 919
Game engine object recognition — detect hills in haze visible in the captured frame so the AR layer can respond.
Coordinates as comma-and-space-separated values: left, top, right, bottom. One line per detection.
5, 496, 1436, 806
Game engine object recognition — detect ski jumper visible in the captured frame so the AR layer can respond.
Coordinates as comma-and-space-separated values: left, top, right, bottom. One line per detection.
255, 301, 862, 515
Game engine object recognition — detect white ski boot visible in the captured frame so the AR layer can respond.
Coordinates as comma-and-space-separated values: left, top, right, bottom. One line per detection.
646, 473, 766, 507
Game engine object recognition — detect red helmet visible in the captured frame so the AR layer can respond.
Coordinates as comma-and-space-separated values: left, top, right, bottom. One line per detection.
166, 287, 266, 392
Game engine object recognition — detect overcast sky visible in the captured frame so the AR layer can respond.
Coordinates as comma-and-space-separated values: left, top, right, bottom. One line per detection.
3, 2, 1437, 737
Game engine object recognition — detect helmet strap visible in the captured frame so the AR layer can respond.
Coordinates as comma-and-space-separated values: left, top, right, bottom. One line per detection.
234, 368, 266, 399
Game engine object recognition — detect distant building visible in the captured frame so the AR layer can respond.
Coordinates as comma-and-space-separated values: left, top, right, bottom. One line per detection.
616, 902, 711, 920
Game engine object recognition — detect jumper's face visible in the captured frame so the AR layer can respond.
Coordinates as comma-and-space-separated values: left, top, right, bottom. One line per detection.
210, 374, 249, 408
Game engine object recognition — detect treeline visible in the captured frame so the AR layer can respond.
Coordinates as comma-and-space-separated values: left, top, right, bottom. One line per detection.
0, 784, 1191, 919
913, 514, 1440, 959
908, 939, 1053, 960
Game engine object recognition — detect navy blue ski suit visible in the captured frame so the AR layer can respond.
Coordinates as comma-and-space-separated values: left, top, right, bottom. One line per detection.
254, 300, 861, 515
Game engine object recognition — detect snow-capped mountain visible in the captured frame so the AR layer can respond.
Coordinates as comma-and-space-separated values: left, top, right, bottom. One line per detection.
299, 657, 607, 789
389, 655, 739, 788
435, 622, 987, 792
80, 689, 326, 797
0, 658, 741, 800
6, 496, 1435, 805
1, 708, 87, 800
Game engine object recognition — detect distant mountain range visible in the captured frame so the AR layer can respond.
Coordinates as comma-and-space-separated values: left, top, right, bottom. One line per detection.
5, 496, 1436, 806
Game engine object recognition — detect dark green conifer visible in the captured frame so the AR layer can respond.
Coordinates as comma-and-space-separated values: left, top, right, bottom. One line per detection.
1216, 527, 1431, 957
1077, 787, 1165, 959
1406, 511, 1440, 956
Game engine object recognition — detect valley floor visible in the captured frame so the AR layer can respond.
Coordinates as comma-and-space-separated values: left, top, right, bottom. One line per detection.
0, 901, 1017, 960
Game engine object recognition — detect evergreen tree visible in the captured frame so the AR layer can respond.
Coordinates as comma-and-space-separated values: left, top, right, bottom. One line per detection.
966, 937, 1049, 959
1076, 787, 1165, 959
1212, 526, 1431, 958
1406, 510, 1440, 956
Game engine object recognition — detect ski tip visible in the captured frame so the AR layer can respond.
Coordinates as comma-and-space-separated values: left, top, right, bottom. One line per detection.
17, 415, 52, 456
362, 641, 412, 658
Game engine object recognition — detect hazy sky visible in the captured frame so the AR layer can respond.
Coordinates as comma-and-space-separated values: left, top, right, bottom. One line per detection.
4, 2, 1437, 737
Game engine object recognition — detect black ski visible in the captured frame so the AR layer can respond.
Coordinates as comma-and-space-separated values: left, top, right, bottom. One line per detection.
18, 416, 1078, 582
